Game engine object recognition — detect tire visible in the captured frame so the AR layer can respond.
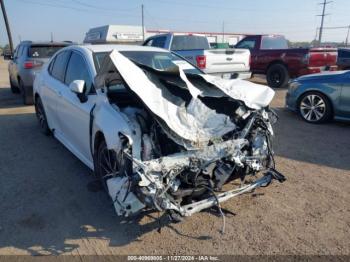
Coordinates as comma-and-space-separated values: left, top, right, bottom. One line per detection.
9, 77, 20, 94
95, 140, 120, 193
298, 92, 332, 124
18, 79, 33, 105
266, 63, 290, 88
35, 97, 51, 135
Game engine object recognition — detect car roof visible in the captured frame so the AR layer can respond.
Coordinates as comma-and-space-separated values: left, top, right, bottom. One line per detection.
20, 41, 73, 46
80, 44, 168, 53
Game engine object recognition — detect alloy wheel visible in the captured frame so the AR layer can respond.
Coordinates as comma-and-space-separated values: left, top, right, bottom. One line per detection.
97, 142, 119, 192
299, 94, 326, 122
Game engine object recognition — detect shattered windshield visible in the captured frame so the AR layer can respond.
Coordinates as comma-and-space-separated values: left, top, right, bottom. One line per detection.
94, 51, 202, 75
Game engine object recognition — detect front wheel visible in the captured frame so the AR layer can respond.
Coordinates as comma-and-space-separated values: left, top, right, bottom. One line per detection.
298, 92, 332, 123
95, 140, 120, 192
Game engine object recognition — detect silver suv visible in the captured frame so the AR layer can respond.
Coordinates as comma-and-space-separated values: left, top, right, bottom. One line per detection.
7, 41, 70, 104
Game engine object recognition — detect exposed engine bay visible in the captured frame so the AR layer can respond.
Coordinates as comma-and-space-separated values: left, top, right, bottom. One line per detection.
95, 50, 286, 221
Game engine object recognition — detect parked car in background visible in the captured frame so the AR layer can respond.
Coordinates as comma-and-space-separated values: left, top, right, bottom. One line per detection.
143, 33, 251, 80
235, 34, 338, 88
6, 41, 71, 104
337, 48, 350, 70
286, 71, 350, 123
33, 44, 284, 221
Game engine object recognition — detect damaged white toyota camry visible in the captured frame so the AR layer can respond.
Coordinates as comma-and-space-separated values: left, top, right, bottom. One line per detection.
33, 44, 285, 221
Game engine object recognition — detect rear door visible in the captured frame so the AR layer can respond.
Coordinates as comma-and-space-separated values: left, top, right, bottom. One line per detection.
42, 50, 71, 133
55, 51, 96, 165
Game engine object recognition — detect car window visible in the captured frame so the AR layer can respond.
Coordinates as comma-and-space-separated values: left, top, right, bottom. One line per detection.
28, 45, 66, 58
151, 36, 166, 48
170, 35, 209, 50
48, 56, 56, 74
236, 39, 256, 50
143, 39, 154, 46
93, 51, 201, 76
65, 52, 92, 93
13, 46, 19, 58
15, 45, 23, 58
51, 51, 71, 82
339, 50, 350, 59
261, 36, 288, 49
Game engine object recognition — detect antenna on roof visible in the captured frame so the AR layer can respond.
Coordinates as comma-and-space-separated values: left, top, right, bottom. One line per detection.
51, 32, 53, 42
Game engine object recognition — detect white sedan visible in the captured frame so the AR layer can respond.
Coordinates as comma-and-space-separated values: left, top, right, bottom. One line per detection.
33, 44, 285, 220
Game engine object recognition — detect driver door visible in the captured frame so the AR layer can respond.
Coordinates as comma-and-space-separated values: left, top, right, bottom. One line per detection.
55, 51, 97, 167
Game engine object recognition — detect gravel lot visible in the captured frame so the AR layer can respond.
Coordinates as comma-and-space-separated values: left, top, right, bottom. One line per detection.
0, 58, 349, 256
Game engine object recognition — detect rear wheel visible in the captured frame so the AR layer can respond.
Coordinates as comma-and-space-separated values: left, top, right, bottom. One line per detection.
19, 79, 33, 105
266, 64, 289, 88
298, 92, 332, 123
35, 97, 51, 135
9, 77, 20, 93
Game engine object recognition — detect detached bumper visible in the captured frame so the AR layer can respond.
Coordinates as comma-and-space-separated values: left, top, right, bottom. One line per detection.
179, 169, 285, 216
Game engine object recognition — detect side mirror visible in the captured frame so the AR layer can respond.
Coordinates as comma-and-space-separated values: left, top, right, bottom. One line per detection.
69, 80, 85, 94
69, 80, 88, 103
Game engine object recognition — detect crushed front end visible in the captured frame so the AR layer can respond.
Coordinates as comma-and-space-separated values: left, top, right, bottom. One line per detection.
95, 50, 286, 221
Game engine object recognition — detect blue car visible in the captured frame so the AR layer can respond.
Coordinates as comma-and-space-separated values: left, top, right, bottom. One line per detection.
286, 71, 350, 123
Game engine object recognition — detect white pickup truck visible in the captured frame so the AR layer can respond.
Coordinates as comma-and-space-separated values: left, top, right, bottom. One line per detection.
143, 33, 251, 79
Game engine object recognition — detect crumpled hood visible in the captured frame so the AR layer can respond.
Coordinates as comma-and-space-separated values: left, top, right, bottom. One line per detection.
106, 50, 274, 146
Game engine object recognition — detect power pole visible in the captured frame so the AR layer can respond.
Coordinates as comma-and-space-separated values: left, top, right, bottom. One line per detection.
222, 20, 225, 43
346, 25, 350, 47
51, 32, 53, 42
141, 4, 145, 41
0, 0, 14, 53
317, 0, 332, 45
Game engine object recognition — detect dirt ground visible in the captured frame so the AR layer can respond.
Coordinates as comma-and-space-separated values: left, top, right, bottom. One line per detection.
0, 57, 349, 256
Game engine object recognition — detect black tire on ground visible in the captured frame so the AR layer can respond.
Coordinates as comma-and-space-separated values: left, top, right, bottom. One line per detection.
298, 92, 332, 124
35, 97, 51, 135
266, 63, 290, 88
19, 79, 33, 105
95, 140, 119, 193
9, 77, 20, 94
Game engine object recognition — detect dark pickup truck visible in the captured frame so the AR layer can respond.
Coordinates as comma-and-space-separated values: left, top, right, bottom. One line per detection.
235, 34, 338, 88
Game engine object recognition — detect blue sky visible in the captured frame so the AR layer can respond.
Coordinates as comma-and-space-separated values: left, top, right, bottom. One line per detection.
1, 0, 350, 46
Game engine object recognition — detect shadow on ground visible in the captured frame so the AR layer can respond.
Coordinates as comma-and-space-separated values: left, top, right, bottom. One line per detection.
272, 107, 350, 171
0, 113, 213, 255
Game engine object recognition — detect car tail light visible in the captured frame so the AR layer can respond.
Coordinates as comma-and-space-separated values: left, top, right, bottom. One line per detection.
249, 54, 252, 68
23, 60, 43, 69
196, 55, 206, 69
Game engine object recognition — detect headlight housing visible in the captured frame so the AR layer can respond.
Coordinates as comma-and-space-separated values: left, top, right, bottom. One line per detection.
288, 81, 301, 93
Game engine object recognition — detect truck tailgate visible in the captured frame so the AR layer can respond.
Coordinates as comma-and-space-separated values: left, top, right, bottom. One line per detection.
204, 48, 250, 74
309, 48, 338, 68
